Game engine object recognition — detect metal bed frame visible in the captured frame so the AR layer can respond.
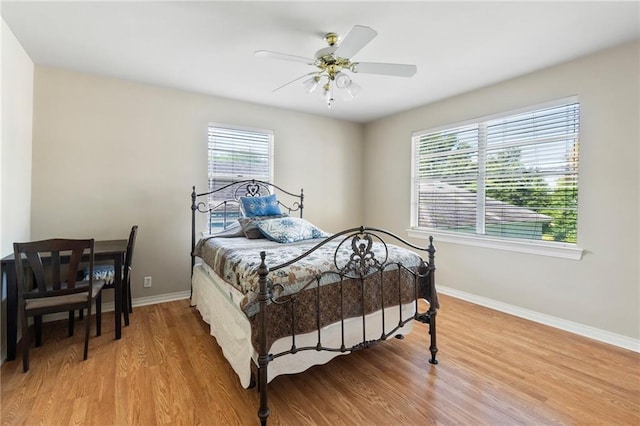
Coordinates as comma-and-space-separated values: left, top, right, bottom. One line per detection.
190, 180, 438, 425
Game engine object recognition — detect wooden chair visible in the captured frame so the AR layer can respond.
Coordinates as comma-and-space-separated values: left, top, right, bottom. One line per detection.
83, 225, 138, 330
13, 238, 105, 372
111, 225, 138, 325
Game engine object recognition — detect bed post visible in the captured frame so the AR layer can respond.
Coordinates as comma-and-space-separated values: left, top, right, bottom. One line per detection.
427, 236, 438, 364
257, 251, 271, 425
191, 186, 197, 300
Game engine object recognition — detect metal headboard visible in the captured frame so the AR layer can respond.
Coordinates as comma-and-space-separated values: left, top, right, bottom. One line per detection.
190, 179, 304, 275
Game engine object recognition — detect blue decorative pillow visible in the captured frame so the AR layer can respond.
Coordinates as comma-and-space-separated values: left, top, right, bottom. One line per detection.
256, 217, 329, 243
240, 194, 282, 217
238, 214, 287, 239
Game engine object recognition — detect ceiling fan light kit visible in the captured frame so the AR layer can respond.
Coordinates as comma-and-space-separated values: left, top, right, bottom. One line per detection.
335, 72, 351, 89
255, 25, 417, 108
302, 75, 320, 93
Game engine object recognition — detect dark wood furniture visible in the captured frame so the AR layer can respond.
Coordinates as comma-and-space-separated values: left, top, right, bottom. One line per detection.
13, 238, 105, 372
124, 226, 138, 317
190, 180, 438, 425
91, 226, 138, 327
2, 238, 128, 361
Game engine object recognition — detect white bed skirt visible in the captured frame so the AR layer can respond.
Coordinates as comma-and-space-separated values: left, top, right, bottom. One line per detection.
191, 263, 415, 388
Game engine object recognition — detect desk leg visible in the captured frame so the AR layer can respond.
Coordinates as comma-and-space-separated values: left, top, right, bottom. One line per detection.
114, 256, 122, 340
6, 267, 17, 361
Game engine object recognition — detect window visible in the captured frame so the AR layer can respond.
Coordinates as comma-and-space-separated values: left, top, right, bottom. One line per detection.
411, 99, 580, 248
208, 124, 273, 229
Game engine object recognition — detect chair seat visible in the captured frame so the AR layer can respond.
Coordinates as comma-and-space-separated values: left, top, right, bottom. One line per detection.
26, 293, 88, 310
26, 281, 105, 311
77, 280, 106, 295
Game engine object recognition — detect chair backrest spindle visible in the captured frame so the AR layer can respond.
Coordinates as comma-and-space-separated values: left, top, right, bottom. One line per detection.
15, 239, 94, 299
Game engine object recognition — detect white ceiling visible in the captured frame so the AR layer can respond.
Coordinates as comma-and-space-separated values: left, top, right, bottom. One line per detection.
2, 1, 639, 123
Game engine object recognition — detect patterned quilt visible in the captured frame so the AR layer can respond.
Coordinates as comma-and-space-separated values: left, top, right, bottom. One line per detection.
194, 235, 429, 308
193, 234, 437, 348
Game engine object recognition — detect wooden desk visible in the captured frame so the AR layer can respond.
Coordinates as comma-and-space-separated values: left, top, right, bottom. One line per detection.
1, 239, 128, 361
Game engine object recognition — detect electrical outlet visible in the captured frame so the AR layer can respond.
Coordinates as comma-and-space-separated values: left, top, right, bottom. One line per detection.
143, 276, 152, 288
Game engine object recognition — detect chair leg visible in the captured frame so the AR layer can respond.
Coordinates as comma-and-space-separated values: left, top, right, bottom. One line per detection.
96, 293, 102, 337
34, 316, 43, 347
68, 311, 75, 336
79, 309, 84, 320
84, 301, 92, 360
21, 310, 30, 373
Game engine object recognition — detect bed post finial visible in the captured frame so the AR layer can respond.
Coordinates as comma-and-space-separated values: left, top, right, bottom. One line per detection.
257, 251, 271, 425
427, 236, 436, 271
299, 188, 304, 218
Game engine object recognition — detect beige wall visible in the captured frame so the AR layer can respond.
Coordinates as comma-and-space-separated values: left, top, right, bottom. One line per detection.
31, 67, 363, 302
1, 19, 33, 256
363, 41, 640, 340
1, 19, 34, 362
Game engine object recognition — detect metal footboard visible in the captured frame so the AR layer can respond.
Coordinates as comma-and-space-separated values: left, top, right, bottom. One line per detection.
255, 226, 438, 425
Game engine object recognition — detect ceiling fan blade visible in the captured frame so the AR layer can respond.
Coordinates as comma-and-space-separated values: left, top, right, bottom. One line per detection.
254, 50, 315, 65
272, 72, 318, 92
333, 25, 377, 59
351, 62, 417, 77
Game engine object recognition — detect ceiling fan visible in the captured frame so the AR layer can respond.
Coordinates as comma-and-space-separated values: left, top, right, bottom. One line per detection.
255, 25, 417, 108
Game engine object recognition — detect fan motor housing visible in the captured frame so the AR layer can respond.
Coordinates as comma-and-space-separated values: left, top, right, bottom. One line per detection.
324, 32, 339, 46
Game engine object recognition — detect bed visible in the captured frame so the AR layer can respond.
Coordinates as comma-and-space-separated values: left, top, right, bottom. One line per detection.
190, 180, 439, 425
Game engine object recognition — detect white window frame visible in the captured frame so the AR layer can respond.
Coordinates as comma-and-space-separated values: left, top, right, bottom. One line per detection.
408, 97, 583, 260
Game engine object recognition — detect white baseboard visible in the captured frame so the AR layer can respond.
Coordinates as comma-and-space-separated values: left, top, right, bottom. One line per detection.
19, 288, 640, 355
438, 285, 640, 353
130, 291, 191, 308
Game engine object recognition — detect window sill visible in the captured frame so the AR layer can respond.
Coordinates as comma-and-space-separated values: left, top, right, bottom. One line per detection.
406, 228, 583, 260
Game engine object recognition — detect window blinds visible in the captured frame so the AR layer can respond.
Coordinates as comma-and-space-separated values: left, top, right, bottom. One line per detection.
208, 126, 272, 180
207, 125, 273, 228
414, 100, 580, 243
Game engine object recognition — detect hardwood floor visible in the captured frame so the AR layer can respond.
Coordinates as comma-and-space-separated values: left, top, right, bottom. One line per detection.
2, 295, 639, 425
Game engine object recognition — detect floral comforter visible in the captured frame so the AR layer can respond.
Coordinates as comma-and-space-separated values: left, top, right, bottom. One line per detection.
194, 235, 429, 314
